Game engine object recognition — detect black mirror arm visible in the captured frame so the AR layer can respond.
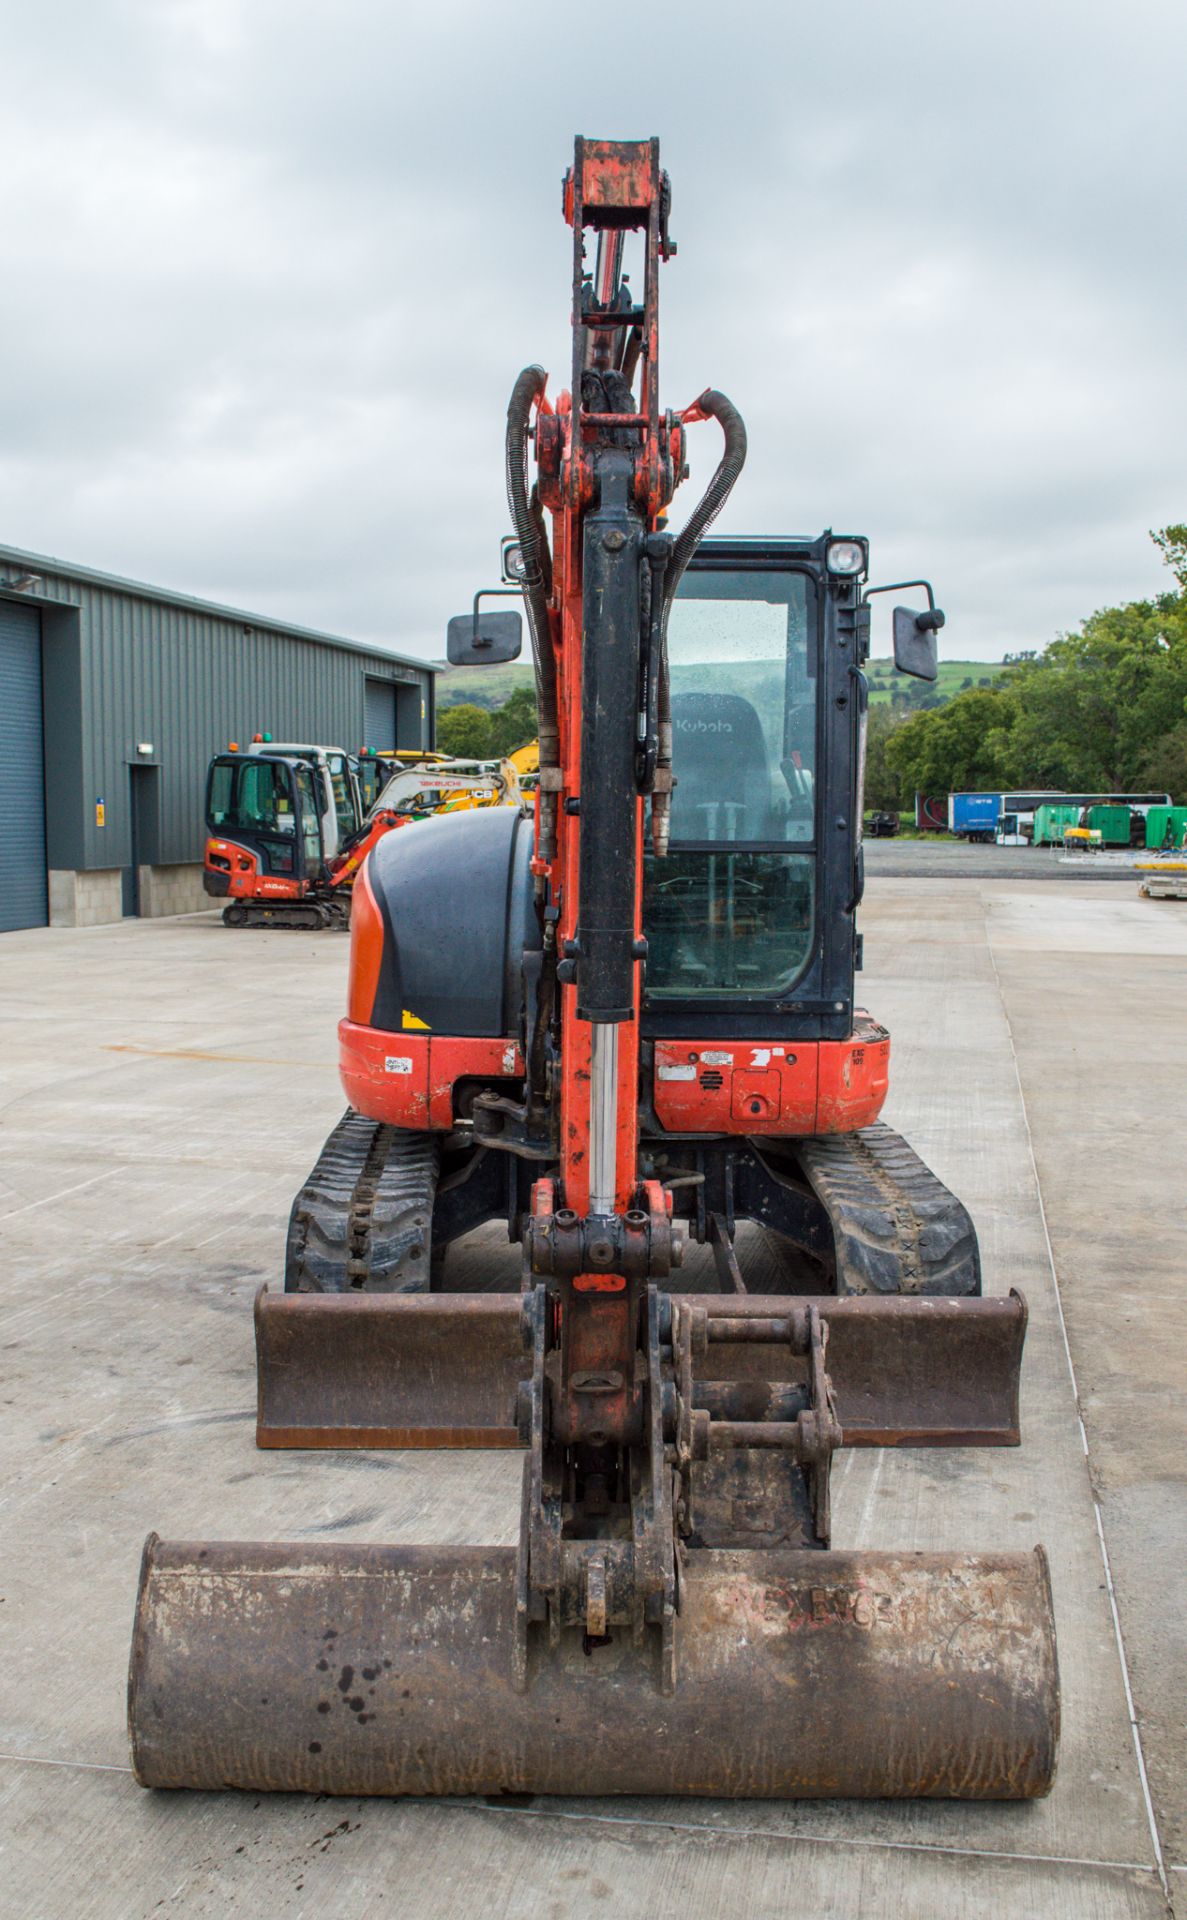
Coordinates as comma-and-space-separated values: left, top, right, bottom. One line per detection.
471, 587, 523, 645
864, 578, 945, 629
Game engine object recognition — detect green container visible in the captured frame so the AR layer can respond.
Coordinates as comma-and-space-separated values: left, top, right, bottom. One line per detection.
1033, 804, 1082, 846
1146, 805, 1187, 849
1085, 805, 1131, 846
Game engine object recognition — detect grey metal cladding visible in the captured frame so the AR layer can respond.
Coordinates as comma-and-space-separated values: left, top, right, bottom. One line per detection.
0, 545, 436, 872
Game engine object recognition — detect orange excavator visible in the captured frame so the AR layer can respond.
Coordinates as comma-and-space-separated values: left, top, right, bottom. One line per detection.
129, 138, 1059, 1801
204, 747, 520, 928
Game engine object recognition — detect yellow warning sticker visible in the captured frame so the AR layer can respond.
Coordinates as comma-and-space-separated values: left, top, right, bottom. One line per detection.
402, 1010, 430, 1030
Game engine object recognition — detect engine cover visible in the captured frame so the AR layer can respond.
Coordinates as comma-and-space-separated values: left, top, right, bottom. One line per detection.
361, 806, 539, 1038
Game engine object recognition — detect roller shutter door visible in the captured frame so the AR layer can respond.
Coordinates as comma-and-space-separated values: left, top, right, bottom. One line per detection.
364, 678, 396, 751
396, 682, 424, 749
0, 602, 47, 931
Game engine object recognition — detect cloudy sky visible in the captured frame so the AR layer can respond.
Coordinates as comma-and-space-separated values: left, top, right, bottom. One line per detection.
2, 0, 1184, 663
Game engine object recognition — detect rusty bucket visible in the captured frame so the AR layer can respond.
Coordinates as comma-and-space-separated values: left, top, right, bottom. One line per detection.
129, 1532, 1058, 1799
254, 1286, 1031, 1451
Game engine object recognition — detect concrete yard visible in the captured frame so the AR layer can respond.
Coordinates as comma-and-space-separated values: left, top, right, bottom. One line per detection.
1, 869, 1184, 1918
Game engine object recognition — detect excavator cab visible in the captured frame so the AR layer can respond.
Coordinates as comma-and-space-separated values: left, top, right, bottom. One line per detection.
203, 751, 327, 918
645, 543, 831, 1001
245, 743, 365, 858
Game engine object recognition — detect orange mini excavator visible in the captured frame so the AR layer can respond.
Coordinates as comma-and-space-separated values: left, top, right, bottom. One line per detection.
203, 748, 520, 929
129, 138, 1059, 1800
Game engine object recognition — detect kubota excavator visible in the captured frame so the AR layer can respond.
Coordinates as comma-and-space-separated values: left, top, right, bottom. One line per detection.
129, 138, 1059, 1800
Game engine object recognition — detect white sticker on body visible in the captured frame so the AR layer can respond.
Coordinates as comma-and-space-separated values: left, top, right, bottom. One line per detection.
657, 1064, 697, 1082
700, 1050, 734, 1066
384, 1057, 414, 1075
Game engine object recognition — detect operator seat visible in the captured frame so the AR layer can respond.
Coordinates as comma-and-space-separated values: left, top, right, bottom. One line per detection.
668, 691, 777, 841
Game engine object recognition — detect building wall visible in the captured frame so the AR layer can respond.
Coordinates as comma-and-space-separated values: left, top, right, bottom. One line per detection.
0, 550, 436, 927
136, 863, 210, 919
48, 868, 124, 929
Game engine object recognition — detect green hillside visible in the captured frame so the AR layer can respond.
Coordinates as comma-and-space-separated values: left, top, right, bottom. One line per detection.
438, 662, 536, 709
865, 658, 1003, 704
437, 658, 1003, 712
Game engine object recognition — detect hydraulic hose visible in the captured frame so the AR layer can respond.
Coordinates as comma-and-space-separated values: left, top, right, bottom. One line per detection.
506, 365, 561, 1126
652, 389, 747, 854
506, 368, 560, 864
665, 389, 748, 609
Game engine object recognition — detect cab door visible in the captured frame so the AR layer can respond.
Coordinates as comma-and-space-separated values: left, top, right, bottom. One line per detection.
327, 751, 364, 839
293, 763, 326, 881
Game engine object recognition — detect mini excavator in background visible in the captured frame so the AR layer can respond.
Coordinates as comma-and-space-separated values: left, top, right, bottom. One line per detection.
129, 138, 1059, 1800
203, 745, 521, 929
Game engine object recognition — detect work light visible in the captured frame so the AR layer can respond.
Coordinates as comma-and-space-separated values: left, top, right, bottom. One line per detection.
827, 539, 866, 576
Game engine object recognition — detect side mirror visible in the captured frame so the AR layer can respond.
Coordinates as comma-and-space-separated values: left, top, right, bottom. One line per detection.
893, 605, 944, 682
446, 609, 523, 665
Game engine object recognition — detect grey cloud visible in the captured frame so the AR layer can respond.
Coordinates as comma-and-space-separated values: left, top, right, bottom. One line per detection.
1, 0, 1184, 662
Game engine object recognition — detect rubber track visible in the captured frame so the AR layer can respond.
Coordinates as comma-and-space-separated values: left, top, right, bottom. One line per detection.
796, 1121, 981, 1297
284, 1111, 440, 1292
223, 900, 349, 930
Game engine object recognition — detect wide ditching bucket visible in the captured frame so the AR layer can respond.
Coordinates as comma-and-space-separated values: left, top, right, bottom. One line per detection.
130, 1537, 1056, 1798
129, 1286, 1060, 1800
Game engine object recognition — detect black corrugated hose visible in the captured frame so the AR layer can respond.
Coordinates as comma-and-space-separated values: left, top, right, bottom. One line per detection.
665, 389, 748, 605
505, 367, 560, 782
506, 366, 560, 868
652, 389, 747, 853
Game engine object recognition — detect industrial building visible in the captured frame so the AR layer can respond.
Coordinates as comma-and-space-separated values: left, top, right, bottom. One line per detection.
0, 543, 438, 931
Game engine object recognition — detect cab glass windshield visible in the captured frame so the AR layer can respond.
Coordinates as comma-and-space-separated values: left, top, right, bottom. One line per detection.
665, 568, 815, 845
644, 565, 817, 1000
326, 753, 359, 837
207, 757, 296, 833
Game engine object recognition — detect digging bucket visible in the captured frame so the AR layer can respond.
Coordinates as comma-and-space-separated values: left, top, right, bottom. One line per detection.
129, 1533, 1058, 1799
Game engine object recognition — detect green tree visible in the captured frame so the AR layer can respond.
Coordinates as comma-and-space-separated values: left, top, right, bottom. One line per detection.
864, 703, 906, 810
881, 525, 1187, 801
487, 684, 539, 756
1137, 719, 1187, 801
437, 702, 493, 758
1003, 594, 1187, 789
1151, 523, 1187, 590
886, 686, 1018, 795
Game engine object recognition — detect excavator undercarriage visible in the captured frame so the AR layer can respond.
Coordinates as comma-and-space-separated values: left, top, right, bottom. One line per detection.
280, 1113, 983, 1301
128, 135, 1060, 1803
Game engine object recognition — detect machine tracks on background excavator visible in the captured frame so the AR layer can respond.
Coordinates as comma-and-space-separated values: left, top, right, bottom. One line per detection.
223, 900, 349, 930
285, 1113, 439, 1293
798, 1121, 981, 1297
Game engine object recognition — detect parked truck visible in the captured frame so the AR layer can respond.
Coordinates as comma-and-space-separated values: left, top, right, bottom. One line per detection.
948, 791, 1000, 842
